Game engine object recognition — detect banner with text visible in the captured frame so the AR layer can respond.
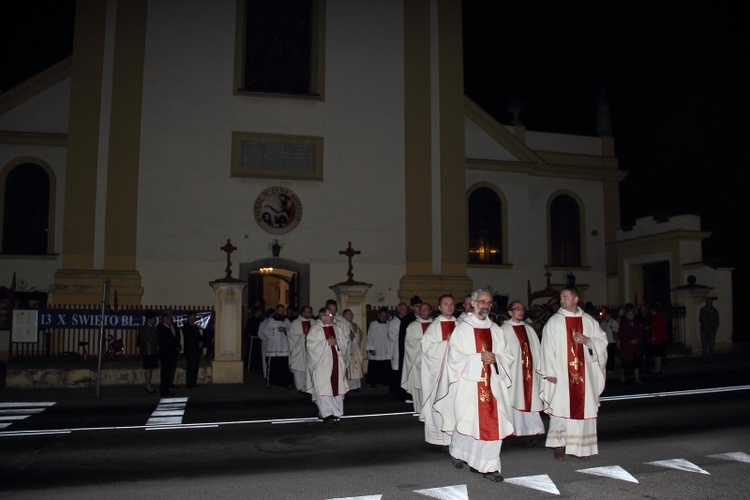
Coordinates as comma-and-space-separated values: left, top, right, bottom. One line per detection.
37, 310, 213, 330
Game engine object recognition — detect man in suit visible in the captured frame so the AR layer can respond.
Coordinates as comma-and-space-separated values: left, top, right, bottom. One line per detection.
181, 311, 204, 388
157, 314, 180, 396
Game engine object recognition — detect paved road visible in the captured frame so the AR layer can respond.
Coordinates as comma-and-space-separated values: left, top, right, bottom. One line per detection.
1, 352, 748, 499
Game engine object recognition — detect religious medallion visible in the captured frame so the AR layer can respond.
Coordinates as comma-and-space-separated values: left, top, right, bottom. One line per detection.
253, 186, 303, 235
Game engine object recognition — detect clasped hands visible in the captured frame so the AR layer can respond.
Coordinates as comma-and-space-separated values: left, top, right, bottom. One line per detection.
481, 351, 496, 365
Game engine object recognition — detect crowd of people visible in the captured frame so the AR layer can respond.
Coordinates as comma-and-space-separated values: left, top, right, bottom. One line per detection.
136, 310, 206, 396
237, 287, 637, 483
137, 289, 696, 484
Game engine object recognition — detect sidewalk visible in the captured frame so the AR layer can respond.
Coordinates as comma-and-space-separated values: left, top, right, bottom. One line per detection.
1, 349, 748, 405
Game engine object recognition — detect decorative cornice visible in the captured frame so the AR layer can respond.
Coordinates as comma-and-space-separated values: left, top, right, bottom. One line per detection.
0, 58, 72, 115
0, 131, 67, 146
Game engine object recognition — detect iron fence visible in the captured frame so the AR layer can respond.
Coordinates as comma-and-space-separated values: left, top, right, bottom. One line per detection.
10, 304, 214, 362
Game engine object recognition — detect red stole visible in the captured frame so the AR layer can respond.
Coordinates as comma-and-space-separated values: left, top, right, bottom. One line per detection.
323, 325, 340, 396
440, 320, 456, 341
564, 316, 585, 419
301, 320, 311, 335
473, 327, 499, 441
420, 322, 430, 333
512, 324, 533, 411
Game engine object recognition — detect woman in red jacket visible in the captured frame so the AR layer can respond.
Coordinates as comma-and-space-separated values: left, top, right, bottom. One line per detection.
648, 302, 668, 374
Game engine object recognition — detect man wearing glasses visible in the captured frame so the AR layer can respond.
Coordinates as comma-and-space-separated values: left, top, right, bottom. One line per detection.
500, 301, 546, 444
433, 289, 514, 483
540, 286, 608, 461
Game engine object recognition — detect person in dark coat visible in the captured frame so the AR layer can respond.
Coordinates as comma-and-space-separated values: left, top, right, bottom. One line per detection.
157, 314, 180, 396
137, 311, 159, 393
181, 311, 205, 388
618, 306, 643, 384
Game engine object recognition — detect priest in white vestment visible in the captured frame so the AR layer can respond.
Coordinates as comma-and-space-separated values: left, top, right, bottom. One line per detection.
540, 286, 608, 460
433, 289, 515, 483
401, 303, 433, 414
306, 308, 350, 424
420, 294, 456, 446
500, 300, 545, 440
288, 305, 313, 393
260, 305, 292, 388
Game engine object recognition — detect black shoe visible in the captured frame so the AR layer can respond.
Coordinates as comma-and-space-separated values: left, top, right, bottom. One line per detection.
451, 456, 464, 469
186, 384, 201, 389
145, 388, 156, 394
323, 416, 335, 426
161, 391, 175, 397
483, 472, 504, 482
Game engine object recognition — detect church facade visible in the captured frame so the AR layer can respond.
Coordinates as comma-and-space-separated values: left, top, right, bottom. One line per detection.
0, 1, 732, 351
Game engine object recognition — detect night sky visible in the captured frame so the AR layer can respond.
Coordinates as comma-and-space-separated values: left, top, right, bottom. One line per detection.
3, 1, 748, 302
462, 2, 750, 300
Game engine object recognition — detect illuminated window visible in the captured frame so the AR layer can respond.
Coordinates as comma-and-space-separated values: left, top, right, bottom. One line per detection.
468, 187, 502, 264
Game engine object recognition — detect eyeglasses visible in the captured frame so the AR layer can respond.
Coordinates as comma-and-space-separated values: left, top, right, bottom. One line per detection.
511, 307, 526, 311
476, 300, 492, 306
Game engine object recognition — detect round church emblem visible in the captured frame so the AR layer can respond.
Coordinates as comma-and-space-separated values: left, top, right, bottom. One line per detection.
253, 187, 303, 234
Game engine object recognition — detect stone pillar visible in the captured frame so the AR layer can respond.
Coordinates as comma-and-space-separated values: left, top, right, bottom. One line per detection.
209, 279, 247, 383
330, 281, 372, 372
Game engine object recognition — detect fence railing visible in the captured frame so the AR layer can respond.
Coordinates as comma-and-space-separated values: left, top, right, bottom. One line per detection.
10, 304, 214, 362
10, 300, 685, 362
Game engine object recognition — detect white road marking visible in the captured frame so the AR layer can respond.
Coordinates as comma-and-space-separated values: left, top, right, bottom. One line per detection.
709, 451, 750, 463
327, 496, 382, 500
413, 484, 468, 499
146, 397, 188, 426
0, 408, 46, 414
0, 384, 747, 437
0, 402, 56, 408
577, 465, 639, 483
505, 474, 561, 495
645, 458, 710, 474
0, 402, 56, 430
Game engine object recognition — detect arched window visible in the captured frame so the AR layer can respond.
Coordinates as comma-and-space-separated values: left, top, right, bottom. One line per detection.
468, 187, 502, 264
549, 194, 581, 267
2, 163, 50, 255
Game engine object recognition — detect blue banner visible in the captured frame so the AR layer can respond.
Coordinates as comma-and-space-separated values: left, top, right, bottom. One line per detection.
37, 310, 213, 330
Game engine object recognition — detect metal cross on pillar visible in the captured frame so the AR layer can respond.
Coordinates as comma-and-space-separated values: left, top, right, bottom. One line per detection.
220, 239, 237, 279
339, 241, 361, 283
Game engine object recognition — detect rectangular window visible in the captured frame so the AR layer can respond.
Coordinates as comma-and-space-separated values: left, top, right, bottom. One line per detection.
231, 132, 324, 180
235, 0, 325, 98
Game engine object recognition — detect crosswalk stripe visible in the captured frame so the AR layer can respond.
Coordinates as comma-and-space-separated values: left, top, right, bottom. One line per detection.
146, 397, 188, 427
0, 402, 56, 408
0, 408, 46, 415
0, 402, 56, 429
